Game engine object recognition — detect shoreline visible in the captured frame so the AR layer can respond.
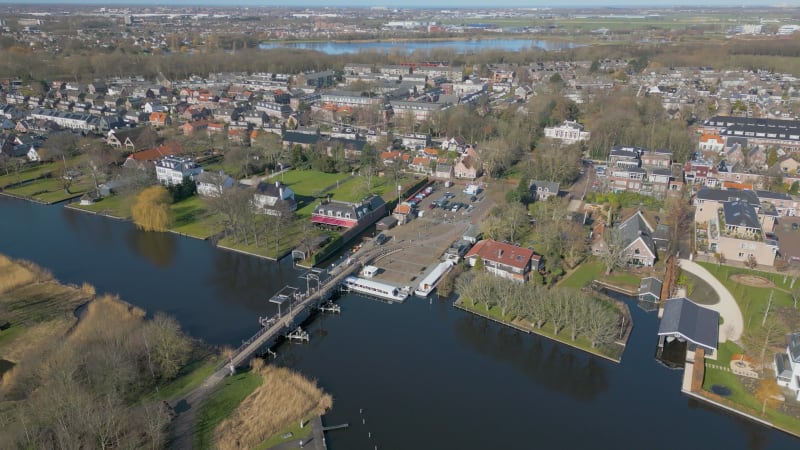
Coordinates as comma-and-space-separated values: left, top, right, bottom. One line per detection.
453, 300, 624, 363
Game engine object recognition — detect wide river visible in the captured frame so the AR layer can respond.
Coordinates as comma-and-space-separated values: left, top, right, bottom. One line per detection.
259, 38, 579, 54
0, 196, 796, 450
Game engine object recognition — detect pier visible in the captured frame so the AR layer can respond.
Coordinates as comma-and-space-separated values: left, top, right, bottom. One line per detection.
320, 301, 341, 314
287, 326, 310, 342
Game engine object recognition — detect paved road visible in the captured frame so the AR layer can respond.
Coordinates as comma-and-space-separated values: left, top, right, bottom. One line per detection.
678, 259, 744, 343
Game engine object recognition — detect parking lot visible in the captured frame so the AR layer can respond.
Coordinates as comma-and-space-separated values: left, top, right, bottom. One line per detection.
368, 179, 498, 289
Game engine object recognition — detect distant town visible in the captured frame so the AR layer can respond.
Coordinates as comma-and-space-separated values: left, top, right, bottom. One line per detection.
0, 4, 800, 450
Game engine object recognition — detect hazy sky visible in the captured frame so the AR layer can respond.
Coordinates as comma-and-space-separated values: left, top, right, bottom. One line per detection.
0, 0, 794, 7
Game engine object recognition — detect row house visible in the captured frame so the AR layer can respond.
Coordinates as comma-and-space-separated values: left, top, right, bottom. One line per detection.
320, 91, 384, 109
254, 101, 292, 119
29, 108, 100, 132
414, 65, 464, 82
296, 70, 336, 90
756, 190, 798, 217
390, 100, 450, 123
701, 115, 800, 151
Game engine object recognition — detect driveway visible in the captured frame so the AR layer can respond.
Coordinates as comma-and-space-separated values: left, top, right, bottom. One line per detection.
678, 259, 743, 343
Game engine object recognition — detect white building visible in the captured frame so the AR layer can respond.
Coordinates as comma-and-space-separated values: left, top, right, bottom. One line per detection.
543, 121, 591, 144
155, 156, 203, 186
775, 332, 800, 400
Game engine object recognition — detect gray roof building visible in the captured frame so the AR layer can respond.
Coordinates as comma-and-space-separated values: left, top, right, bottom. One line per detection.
658, 297, 720, 353
695, 187, 760, 209
723, 200, 761, 230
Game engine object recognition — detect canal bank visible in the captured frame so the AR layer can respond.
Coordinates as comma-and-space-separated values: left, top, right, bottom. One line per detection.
0, 196, 798, 450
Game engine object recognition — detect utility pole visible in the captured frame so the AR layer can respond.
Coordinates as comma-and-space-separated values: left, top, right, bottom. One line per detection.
762, 290, 773, 326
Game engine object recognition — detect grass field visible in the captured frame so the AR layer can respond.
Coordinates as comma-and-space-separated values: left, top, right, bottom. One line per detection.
696, 262, 795, 329
195, 370, 263, 450
0, 161, 61, 188
278, 170, 351, 197
4, 176, 92, 204
560, 259, 642, 291
170, 196, 224, 240
70, 193, 133, 218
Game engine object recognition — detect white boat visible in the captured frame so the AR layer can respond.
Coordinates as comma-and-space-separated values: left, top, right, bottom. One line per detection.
414, 260, 455, 297
341, 276, 409, 303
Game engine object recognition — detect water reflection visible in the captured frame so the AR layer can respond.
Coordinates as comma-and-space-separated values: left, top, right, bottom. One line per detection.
207, 250, 298, 313
688, 398, 773, 450
454, 314, 609, 401
125, 229, 176, 268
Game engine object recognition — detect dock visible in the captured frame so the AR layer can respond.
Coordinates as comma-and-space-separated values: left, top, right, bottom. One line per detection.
287, 326, 310, 342
319, 301, 341, 314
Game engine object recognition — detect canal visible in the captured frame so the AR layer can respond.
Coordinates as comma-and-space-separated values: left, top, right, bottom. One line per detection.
0, 196, 795, 450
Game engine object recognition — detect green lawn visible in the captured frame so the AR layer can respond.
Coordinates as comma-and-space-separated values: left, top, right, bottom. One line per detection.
456, 299, 624, 362
169, 196, 224, 240
278, 170, 351, 197
255, 417, 313, 450
70, 194, 133, 219
195, 370, 263, 450
147, 357, 221, 402
0, 162, 59, 188
4, 176, 92, 204
325, 173, 413, 204
217, 222, 306, 260
697, 262, 795, 329
560, 259, 642, 291
702, 341, 800, 436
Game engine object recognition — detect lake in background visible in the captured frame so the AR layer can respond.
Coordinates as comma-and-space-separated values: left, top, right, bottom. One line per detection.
0, 196, 796, 450
259, 38, 579, 54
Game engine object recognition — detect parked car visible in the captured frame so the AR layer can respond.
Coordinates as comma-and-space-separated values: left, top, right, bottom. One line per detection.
470, 195, 477, 202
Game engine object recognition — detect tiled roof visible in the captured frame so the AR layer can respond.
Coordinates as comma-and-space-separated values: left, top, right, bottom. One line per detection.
464, 239, 534, 270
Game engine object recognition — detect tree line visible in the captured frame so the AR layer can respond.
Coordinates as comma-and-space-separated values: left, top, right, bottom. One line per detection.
456, 271, 622, 349
1, 291, 197, 449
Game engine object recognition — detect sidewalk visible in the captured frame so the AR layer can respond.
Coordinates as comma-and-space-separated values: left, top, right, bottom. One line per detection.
678, 259, 744, 342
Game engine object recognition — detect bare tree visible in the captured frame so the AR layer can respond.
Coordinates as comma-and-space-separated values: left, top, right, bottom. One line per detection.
600, 226, 628, 275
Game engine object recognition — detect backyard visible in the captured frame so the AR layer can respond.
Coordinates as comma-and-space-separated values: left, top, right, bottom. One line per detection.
559, 258, 642, 291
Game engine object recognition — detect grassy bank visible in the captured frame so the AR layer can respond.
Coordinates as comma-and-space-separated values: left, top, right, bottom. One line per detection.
702, 342, 800, 436
195, 370, 264, 450
0, 254, 203, 448
559, 259, 641, 291
213, 363, 333, 450
454, 299, 624, 362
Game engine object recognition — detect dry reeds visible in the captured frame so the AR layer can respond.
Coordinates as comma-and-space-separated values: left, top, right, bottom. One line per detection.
214, 365, 333, 450
69, 295, 145, 344
0, 255, 35, 294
